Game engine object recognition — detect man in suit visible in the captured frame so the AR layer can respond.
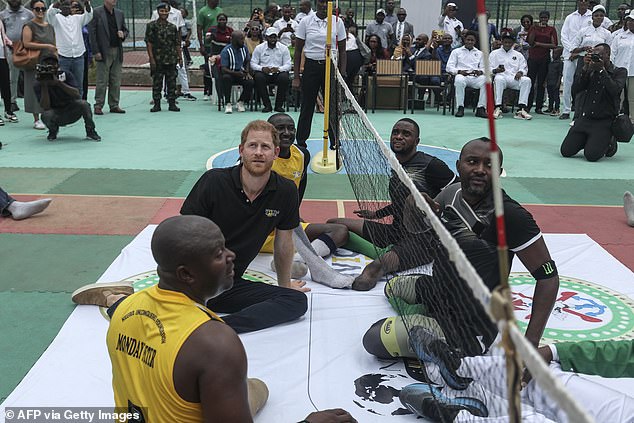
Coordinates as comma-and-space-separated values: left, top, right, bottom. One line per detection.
392, 8, 414, 49
88, 0, 128, 115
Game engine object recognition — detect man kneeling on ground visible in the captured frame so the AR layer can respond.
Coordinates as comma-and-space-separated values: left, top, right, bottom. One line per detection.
35, 50, 101, 142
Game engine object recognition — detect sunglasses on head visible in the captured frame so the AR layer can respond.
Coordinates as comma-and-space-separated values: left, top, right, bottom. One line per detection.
33, 6, 46, 12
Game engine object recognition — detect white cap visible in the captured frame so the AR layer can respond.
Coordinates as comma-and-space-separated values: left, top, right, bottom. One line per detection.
376, 8, 386, 15
592, 4, 606, 13
627, 10, 634, 19
446, 2, 458, 8
264, 27, 278, 37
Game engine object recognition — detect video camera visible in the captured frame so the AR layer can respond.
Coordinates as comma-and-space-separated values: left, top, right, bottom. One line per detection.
35, 63, 58, 81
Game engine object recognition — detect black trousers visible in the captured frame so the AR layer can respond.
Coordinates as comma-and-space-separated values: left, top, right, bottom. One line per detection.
345, 49, 363, 89
41, 100, 95, 134
254, 71, 289, 109
527, 57, 549, 111
206, 277, 308, 333
222, 73, 254, 104
547, 82, 560, 110
296, 58, 338, 149
560, 117, 613, 161
0, 59, 12, 112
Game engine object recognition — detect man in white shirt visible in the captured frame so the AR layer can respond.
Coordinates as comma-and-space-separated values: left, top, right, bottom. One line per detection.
490, 32, 532, 120
294, 0, 313, 23
150, 1, 196, 101
446, 31, 487, 118
252, 27, 292, 113
273, 4, 297, 47
439, 2, 464, 49
292, 0, 346, 149
47, 0, 93, 98
560, 0, 592, 119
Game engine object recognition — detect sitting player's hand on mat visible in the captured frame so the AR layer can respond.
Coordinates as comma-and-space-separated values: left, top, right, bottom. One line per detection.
302, 408, 358, 423
354, 209, 377, 219
290, 279, 311, 292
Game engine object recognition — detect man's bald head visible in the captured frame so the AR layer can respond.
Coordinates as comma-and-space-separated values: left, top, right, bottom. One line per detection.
459, 137, 503, 166
152, 215, 224, 272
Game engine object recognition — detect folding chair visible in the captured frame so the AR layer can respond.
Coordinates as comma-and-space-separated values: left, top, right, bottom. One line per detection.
405, 60, 449, 115
371, 59, 407, 113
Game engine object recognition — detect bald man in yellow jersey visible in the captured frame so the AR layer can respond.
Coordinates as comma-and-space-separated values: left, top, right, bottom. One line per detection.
105, 215, 357, 423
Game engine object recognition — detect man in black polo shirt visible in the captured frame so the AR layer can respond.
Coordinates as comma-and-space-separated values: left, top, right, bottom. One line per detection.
72, 120, 308, 334
179, 120, 308, 333
328, 118, 456, 291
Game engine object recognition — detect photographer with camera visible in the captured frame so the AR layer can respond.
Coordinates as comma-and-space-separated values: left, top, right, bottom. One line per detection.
34, 50, 100, 141
560, 43, 626, 161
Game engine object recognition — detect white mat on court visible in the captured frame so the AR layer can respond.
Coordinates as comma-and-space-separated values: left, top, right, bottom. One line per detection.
2, 228, 634, 422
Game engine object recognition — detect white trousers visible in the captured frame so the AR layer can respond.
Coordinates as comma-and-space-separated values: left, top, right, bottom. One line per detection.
454, 74, 487, 108
494, 75, 532, 107
562, 58, 577, 114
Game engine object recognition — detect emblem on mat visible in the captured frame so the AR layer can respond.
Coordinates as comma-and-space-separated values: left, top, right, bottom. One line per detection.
510, 273, 634, 343
352, 370, 413, 417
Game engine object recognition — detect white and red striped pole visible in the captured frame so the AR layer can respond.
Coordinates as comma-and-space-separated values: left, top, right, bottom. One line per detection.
476, 1, 522, 421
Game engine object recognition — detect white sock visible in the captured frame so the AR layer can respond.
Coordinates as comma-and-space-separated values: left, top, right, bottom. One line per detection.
293, 226, 354, 289
293, 238, 331, 262
7, 198, 52, 220
624, 192, 634, 227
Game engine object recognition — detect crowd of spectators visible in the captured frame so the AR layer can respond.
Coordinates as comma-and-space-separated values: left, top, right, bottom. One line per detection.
1, 0, 632, 147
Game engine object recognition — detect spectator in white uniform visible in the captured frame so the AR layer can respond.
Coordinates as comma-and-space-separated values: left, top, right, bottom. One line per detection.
611, 11, 634, 121
438, 2, 464, 49
446, 30, 487, 118
490, 31, 533, 120
559, 0, 593, 120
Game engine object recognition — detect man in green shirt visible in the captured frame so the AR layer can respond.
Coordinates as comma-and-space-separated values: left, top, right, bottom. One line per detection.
145, 3, 182, 112
197, 0, 222, 55
538, 340, 634, 378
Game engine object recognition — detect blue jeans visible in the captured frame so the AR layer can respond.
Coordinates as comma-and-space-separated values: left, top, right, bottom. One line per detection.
58, 54, 85, 98
0, 186, 15, 216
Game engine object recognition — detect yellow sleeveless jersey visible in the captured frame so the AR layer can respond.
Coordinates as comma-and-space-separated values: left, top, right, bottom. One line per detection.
271, 144, 305, 189
106, 285, 223, 422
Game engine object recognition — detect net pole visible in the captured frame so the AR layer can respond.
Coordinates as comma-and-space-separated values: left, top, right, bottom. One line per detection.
322, 1, 334, 166
475, 2, 522, 422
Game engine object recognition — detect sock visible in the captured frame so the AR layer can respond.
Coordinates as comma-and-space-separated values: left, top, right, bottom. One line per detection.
343, 231, 390, 259
7, 198, 52, 220
270, 259, 308, 279
388, 296, 427, 316
293, 226, 354, 288
625, 192, 634, 227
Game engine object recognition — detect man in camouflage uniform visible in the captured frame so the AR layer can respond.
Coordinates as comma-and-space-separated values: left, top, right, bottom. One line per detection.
145, 2, 182, 112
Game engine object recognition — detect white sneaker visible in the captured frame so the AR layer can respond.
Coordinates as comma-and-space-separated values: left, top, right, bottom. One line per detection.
237, 101, 245, 112
4, 113, 19, 123
34, 119, 46, 130
514, 109, 532, 120
203, 94, 210, 101
493, 107, 503, 119
225, 103, 233, 114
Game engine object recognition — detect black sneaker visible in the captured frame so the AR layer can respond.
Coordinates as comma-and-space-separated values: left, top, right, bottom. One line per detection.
150, 104, 161, 112
86, 131, 101, 141
168, 103, 180, 112
605, 138, 618, 157
261, 107, 273, 113
455, 106, 464, 117
559, 113, 570, 120
534, 109, 544, 114
47, 130, 57, 141
475, 107, 488, 118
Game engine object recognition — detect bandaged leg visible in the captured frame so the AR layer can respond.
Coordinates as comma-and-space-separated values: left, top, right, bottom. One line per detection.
292, 225, 354, 288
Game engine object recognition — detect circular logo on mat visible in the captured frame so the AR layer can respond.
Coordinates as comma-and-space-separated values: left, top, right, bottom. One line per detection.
510, 272, 634, 343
